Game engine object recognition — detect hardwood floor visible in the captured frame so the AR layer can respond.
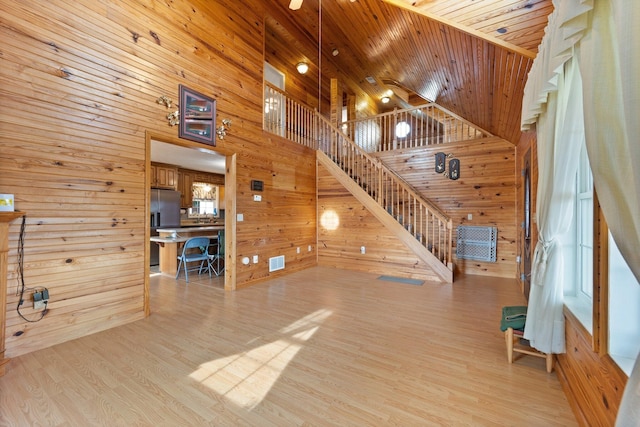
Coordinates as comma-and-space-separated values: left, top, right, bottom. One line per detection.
0, 267, 577, 426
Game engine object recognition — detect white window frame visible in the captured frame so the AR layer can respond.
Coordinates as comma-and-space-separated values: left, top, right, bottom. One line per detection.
564, 144, 593, 332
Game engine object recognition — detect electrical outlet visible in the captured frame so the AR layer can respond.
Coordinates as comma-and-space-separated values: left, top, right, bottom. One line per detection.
33, 290, 48, 310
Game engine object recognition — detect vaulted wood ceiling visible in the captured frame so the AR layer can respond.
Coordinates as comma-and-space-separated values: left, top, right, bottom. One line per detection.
265, 0, 553, 144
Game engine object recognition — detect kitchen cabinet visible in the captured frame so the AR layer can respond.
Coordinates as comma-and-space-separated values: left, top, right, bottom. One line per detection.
178, 169, 193, 208
219, 186, 225, 210
151, 163, 178, 190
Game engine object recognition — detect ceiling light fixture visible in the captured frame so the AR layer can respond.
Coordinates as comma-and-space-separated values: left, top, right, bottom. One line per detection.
296, 62, 309, 74
332, 48, 339, 56
381, 96, 390, 104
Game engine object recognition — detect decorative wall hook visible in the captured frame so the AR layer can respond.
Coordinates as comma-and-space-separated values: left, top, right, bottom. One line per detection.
216, 118, 232, 140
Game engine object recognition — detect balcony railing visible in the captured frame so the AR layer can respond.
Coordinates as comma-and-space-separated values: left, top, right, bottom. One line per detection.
342, 104, 491, 152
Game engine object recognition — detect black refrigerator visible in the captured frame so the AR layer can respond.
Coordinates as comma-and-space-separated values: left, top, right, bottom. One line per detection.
150, 189, 181, 266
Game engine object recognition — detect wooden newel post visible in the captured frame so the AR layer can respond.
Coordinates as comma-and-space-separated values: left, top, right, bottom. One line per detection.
0, 212, 23, 376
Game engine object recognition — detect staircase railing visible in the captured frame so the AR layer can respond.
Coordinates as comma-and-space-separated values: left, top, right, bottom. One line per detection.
316, 114, 453, 267
264, 82, 454, 268
341, 103, 492, 152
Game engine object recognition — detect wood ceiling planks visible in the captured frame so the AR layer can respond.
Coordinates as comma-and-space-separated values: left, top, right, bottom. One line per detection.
266, 0, 552, 144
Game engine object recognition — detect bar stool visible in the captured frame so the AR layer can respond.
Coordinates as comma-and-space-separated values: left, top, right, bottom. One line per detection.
500, 305, 553, 373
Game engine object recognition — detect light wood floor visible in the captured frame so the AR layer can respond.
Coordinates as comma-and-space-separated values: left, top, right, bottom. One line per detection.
0, 267, 577, 426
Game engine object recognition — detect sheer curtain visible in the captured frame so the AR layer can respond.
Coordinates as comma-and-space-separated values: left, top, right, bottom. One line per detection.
577, 1, 640, 424
522, 0, 640, 423
524, 58, 583, 354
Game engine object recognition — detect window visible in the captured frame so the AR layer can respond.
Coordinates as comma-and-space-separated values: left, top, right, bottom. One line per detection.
608, 233, 640, 375
576, 146, 594, 300
564, 144, 593, 332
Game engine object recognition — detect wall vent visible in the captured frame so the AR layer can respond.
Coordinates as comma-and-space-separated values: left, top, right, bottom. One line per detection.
456, 225, 498, 262
269, 255, 285, 272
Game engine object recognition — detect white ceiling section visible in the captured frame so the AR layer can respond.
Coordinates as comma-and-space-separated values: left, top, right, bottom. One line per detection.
150, 140, 226, 174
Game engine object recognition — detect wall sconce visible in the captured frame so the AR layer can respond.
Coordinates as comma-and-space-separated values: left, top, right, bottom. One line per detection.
448, 158, 460, 180
156, 95, 173, 108
157, 95, 180, 126
296, 62, 309, 75
216, 119, 232, 140
167, 110, 180, 126
381, 96, 390, 104
435, 152, 460, 180
435, 152, 447, 173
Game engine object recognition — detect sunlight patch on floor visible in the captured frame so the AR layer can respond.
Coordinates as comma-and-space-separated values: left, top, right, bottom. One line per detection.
190, 309, 332, 409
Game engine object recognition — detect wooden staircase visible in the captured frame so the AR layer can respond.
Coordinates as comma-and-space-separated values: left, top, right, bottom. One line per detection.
314, 114, 453, 283
263, 83, 470, 283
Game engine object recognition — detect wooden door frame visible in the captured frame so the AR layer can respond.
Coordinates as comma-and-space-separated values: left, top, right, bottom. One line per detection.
144, 132, 237, 316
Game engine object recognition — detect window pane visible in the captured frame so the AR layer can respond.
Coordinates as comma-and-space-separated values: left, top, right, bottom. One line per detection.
608, 232, 640, 375
564, 143, 593, 332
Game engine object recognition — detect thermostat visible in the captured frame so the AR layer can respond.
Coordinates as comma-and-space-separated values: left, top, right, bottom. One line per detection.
251, 180, 263, 191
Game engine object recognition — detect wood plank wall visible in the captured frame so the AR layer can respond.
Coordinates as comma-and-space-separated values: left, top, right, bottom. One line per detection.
0, 0, 317, 358
375, 137, 517, 278
317, 163, 444, 282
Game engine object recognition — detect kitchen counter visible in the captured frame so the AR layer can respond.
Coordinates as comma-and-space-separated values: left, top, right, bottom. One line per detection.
153, 226, 224, 275
157, 225, 223, 233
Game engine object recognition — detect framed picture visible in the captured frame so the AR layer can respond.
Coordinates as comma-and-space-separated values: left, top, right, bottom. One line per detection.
179, 84, 216, 145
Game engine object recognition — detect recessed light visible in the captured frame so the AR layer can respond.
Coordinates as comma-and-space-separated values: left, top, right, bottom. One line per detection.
381, 96, 390, 104
497, 27, 507, 34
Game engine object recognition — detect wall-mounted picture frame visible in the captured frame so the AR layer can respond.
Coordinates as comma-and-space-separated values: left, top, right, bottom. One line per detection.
179, 84, 216, 146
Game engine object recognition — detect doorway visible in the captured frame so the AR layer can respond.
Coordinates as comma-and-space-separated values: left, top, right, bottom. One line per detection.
145, 132, 236, 314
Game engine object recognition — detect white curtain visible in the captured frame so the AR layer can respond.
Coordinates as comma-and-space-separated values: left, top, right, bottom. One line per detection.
524, 58, 584, 354
576, 1, 640, 425
522, 0, 640, 423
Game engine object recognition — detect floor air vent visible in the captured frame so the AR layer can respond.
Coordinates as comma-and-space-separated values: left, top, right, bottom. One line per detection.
456, 225, 498, 262
269, 255, 285, 272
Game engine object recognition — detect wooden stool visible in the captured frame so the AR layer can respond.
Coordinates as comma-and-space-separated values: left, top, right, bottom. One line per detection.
501, 306, 553, 373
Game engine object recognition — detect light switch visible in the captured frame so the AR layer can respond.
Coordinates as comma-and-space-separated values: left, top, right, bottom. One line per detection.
253, 195, 262, 202
237, 213, 244, 221
252, 255, 259, 264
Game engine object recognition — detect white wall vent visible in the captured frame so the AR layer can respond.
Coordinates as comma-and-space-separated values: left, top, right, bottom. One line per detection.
269, 255, 285, 272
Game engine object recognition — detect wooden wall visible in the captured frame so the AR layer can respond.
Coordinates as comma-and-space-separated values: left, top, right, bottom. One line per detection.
375, 137, 517, 278
557, 311, 627, 426
0, 0, 317, 358
317, 163, 443, 283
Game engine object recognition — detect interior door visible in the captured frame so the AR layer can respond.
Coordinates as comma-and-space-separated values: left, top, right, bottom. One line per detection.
522, 149, 532, 300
